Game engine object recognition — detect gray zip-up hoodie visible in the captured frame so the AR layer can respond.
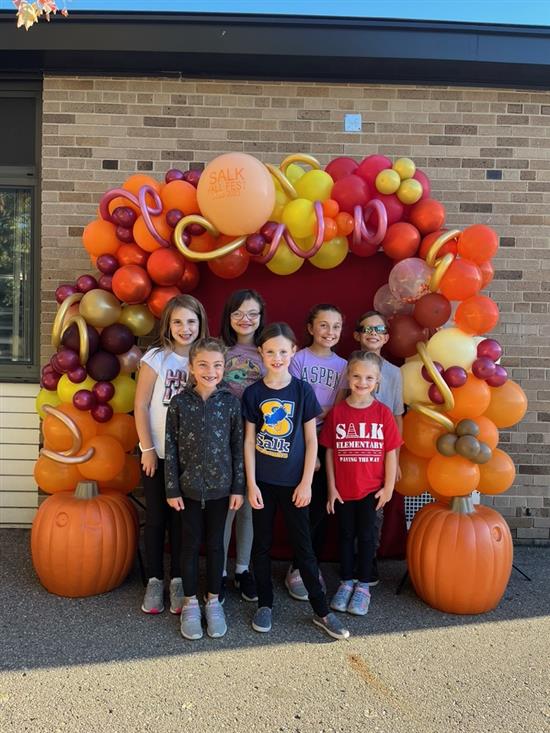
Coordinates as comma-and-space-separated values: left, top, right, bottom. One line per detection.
164, 382, 244, 506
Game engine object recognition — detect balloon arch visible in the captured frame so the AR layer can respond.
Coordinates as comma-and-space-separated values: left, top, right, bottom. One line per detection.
31, 152, 527, 613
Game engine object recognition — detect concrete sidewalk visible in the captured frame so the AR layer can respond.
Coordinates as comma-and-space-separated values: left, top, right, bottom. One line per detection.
1, 529, 548, 733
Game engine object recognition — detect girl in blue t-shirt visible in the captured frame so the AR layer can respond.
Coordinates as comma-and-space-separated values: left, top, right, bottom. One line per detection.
242, 322, 350, 641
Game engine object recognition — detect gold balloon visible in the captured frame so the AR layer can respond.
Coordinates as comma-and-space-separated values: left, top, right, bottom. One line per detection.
79, 289, 122, 328
109, 374, 137, 414
118, 305, 155, 337
309, 236, 349, 270
118, 345, 143, 374
266, 242, 304, 276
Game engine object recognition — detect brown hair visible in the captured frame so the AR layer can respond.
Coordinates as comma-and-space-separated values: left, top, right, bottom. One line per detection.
304, 303, 343, 347
152, 294, 209, 352
354, 310, 388, 331
219, 289, 266, 347
257, 322, 297, 348
189, 337, 226, 365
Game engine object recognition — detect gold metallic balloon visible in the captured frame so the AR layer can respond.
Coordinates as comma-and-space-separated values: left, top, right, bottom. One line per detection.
118, 305, 155, 337
436, 433, 458, 457
79, 289, 122, 328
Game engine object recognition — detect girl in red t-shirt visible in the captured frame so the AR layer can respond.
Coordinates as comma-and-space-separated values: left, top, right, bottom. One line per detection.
319, 351, 402, 616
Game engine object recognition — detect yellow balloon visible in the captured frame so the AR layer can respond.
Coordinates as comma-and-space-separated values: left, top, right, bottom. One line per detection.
109, 374, 137, 413
266, 242, 304, 276
309, 236, 349, 270
397, 179, 423, 205
294, 235, 315, 252
393, 157, 416, 180
57, 374, 96, 404
282, 198, 316, 239
118, 304, 155, 337
79, 289, 122, 328
400, 360, 430, 406
426, 327, 477, 370
35, 388, 61, 419
286, 163, 306, 184
294, 170, 334, 202
375, 169, 401, 195
270, 189, 289, 223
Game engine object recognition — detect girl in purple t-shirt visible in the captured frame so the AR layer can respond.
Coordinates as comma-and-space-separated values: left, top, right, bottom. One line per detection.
287, 303, 348, 601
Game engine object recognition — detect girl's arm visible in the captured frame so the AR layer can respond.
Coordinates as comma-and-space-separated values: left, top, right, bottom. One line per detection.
375, 448, 398, 511
229, 402, 245, 511
244, 420, 263, 509
164, 401, 184, 511
395, 413, 403, 481
292, 418, 317, 508
133, 362, 158, 477
325, 448, 343, 514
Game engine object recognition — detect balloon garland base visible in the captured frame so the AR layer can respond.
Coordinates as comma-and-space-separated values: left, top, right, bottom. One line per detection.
406, 495, 513, 615
31, 481, 138, 598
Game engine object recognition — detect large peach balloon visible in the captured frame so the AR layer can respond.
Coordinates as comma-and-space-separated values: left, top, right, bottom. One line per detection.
483, 380, 528, 428
426, 327, 477, 370
446, 373, 492, 420
401, 359, 430, 406
427, 454, 480, 497
403, 411, 447, 458
477, 448, 516, 495
197, 153, 275, 236
396, 448, 430, 497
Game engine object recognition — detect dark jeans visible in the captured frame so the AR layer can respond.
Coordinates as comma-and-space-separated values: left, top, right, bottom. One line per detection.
142, 459, 183, 579
292, 445, 328, 568
180, 496, 229, 597
336, 492, 378, 583
252, 481, 329, 618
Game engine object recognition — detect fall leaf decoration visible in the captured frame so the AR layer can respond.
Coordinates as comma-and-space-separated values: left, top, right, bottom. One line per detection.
13, 0, 69, 31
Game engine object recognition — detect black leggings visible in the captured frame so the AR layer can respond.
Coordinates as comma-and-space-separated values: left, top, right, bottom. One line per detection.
142, 459, 183, 579
180, 496, 229, 597
336, 492, 378, 583
292, 445, 328, 568
252, 481, 329, 618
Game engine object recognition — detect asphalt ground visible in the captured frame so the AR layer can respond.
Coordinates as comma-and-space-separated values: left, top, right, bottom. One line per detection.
1, 529, 548, 733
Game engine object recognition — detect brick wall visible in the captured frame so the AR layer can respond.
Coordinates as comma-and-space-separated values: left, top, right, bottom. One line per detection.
41, 76, 550, 543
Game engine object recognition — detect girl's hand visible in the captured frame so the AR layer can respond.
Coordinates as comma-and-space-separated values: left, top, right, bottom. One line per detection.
229, 494, 244, 511
314, 456, 321, 472
326, 488, 344, 514
292, 482, 312, 508
375, 486, 394, 511
248, 485, 264, 510
141, 450, 158, 477
167, 496, 184, 511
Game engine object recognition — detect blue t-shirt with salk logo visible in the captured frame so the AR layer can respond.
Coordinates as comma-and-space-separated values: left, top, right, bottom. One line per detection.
242, 377, 322, 487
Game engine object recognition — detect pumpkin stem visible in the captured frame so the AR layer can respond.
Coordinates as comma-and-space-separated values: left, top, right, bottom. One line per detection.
450, 495, 475, 514
74, 481, 99, 500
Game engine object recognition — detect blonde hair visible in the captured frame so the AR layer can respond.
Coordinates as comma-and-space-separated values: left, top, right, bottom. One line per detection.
347, 350, 382, 374
153, 295, 209, 352
189, 337, 226, 365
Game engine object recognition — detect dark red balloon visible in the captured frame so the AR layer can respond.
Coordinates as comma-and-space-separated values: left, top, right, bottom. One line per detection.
443, 366, 468, 388
486, 365, 508, 387
62, 323, 100, 356
331, 175, 371, 214
386, 314, 427, 359
91, 403, 114, 423
246, 234, 266, 255
42, 371, 61, 390
472, 357, 497, 380
92, 381, 116, 403
98, 274, 113, 292
96, 254, 119, 275
413, 293, 452, 329
377, 193, 404, 226
421, 361, 444, 383
73, 389, 97, 411
50, 354, 65, 375
428, 383, 445, 404
477, 338, 503, 362
187, 222, 206, 236
165, 168, 185, 184
115, 225, 134, 244
86, 350, 121, 382
68, 366, 87, 383
325, 156, 359, 182
55, 348, 80, 373
75, 274, 98, 293
184, 169, 202, 187
166, 209, 184, 228
260, 221, 278, 242
55, 284, 77, 304
112, 206, 137, 228
100, 324, 135, 355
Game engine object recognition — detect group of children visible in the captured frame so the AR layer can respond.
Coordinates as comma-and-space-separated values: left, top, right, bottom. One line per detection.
134, 289, 403, 642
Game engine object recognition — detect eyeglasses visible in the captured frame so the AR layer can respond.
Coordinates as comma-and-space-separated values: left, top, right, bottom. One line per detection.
355, 325, 388, 335
231, 310, 261, 322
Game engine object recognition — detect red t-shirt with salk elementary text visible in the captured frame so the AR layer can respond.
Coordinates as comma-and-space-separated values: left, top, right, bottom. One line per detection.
319, 399, 403, 501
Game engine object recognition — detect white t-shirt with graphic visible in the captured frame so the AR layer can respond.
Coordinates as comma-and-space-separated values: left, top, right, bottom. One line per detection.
140, 347, 189, 459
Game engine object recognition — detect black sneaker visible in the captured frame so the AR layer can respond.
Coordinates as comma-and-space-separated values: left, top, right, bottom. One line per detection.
234, 570, 258, 602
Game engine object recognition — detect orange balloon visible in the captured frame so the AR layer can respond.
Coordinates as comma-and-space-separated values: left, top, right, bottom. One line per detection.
146, 247, 186, 286
322, 217, 338, 243
335, 211, 354, 237
403, 411, 447, 458
208, 246, 250, 280
454, 295, 500, 335
160, 180, 200, 215
439, 258, 483, 302
471, 416, 499, 450
408, 199, 446, 236
133, 215, 173, 253
189, 231, 216, 254
97, 413, 138, 452
77, 435, 126, 482
122, 174, 161, 204
197, 153, 275, 236
322, 199, 340, 218
43, 404, 98, 452
457, 224, 498, 264
426, 490, 451, 505
396, 448, 430, 496
34, 456, 81, 494
418, 229, 458, 260
381, 222, 421, 261
427, 454, 480, 497
117, 242, 149, 268
147, 286, 182, 319
446, 373, 491, 420
479, 260, 494, 288
98, 454, 141, 494
477, 448, 516, 495
82, 219, 121, 257
483, 380, 528, 428
111, 265, 152, 305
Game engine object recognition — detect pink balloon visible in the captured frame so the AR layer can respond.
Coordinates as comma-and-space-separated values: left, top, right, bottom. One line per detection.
325, 156, 358, 182
356, 155, 392, 186
413, 169, 431, 200
377, 193, 405, 226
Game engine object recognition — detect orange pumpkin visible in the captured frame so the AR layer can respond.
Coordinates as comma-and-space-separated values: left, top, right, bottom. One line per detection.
31, 481, 138, 598
407, 496, 512, 614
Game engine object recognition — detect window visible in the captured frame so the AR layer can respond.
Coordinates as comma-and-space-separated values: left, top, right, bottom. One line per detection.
0, 86, 41, 381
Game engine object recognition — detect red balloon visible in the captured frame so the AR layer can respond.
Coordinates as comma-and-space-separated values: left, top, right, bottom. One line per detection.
146, 247, 186, 286
331, 175, 371, 214
386, 314, 427, 358
408, 199, 446, 235
208, 246, 250, 280
479, 259, 494, 288
439, 259, 483, 302
112, 265, 152, 305
413, 292, 452, 328
418, 229, 458, 260
177, 261, 200, 293
349, 235, 379, 258
55, 284, 77, 303
455, 295, 500, 335
376, 193, 404, 226
116, 243, 150, 268
382, 222, 421, 261
147, 286, 182, 319
477, 339, 502, 362
356, 155, 393, 186
100, 323, 135, 355
325, 156, 358, 182
458, 225, 498, 264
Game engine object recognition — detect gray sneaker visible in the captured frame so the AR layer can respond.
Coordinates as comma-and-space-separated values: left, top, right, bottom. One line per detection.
252, 606, 272, 633
204, 598, 227, 638
180, 599, 203, 640
347, 582, 371, 616
169, 577, 184, 615
312, 612, 350, 640
330, 581, 355, 613
285, 567, 308, 601
141, 577, 164, 614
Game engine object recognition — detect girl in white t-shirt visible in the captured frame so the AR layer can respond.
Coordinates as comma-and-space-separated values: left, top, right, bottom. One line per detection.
134, 294, 209, 615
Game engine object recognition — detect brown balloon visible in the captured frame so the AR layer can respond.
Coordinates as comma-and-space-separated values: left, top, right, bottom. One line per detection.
386, 314, 427, 359
436, 432, 458, 457
455, 435, 481, 460
469, 442, 492, 465
413, 292, 452, 329
455, 419, 480, 438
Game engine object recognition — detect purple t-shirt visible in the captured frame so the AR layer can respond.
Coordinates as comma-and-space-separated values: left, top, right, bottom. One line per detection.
224, 343, 265, 399
290, 347, 348, 427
